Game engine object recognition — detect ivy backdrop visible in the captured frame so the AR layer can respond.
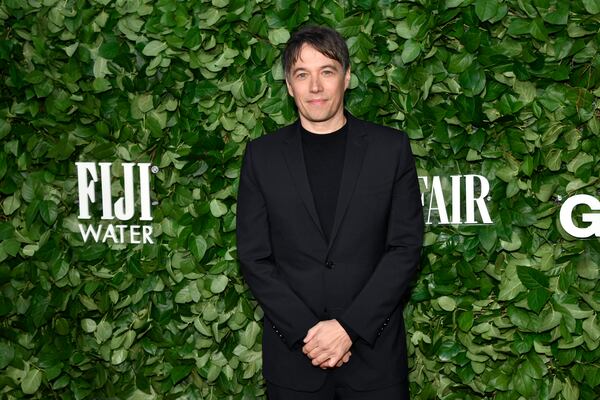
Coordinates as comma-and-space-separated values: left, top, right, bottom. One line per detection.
1, 0, 599, 399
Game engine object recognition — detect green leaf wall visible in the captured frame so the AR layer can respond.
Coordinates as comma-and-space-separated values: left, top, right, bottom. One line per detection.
1, 0, 599, 398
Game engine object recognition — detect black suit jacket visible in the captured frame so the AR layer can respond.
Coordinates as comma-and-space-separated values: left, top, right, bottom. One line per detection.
236, 111, 424, 391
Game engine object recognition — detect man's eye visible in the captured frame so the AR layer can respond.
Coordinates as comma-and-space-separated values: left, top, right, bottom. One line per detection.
297, 73, 307, 79
323, 70, 333, 76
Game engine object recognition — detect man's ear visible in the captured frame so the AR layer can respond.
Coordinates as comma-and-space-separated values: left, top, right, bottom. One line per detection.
285, 78, 294, 98
344, 67, 351, 90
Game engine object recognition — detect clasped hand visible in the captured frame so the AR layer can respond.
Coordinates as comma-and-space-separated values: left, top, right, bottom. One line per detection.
302, 319, 352, 369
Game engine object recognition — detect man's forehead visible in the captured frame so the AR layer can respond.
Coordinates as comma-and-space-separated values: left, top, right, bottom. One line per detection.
291, 44, 342, 70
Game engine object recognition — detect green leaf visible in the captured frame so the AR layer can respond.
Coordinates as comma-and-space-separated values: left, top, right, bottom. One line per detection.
2, 239, 20, 257
40, 200, 58, 225
95, 320, 113, 343
111, 348, 128, 365
142, 40, 167, 57
99, 41, 120, 59
507, 19, 531, 36
448, 53, 474, 73
189, 235, 207, 262
446, 0, 466, 8
210, 275, 228, 294
0, 342, 15, 369
499, 263, 526, 301
544, 2, 569, 24
2, 196, 21, 215
459, 64, 486, 96
395, 15, 425, 40
582, 315, 600, 341
499, 230, 521, 251
458, 310, 474, 331
582, 0, 600, 14
176, 282, 200, 303
577, 250, 599, 280
268, 28, 290, 46
209, 199, 227, 217
513, 364, 536, 397
170, 364, 193, 384
475, 0, 498, 21
239, 321, 260, 348
438, 296, 456, 311
81, 319, 96, 333
0, 118, 11, 140
527, 288, 551, 313
522, 352, 548, 379
517, 266, 549, 289
530, 18, 548, 41
507, 305, 535, 330
21, 368, 42, 395
401, 39, 421, 63
206, 363, 221, 382
543, 149, 562, 171
562, 377, 580, 400
338, 16, 364, 37
437, 340, 463, 361
93, 56, 110, 78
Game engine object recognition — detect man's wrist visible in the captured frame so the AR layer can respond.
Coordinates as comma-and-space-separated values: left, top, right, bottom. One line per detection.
336, 318, 358, 343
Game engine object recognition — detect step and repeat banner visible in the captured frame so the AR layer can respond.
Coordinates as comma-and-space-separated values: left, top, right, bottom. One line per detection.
1, 0, 599, 399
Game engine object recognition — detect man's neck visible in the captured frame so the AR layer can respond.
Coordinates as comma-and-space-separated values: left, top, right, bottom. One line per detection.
299, 112, 347, 134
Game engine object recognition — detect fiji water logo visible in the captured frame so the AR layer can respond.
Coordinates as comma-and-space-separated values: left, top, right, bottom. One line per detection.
76, 162, 156, 244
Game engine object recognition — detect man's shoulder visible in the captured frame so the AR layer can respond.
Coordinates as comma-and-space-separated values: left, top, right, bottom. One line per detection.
351, 115, 408, 144
247, 121, 295, 150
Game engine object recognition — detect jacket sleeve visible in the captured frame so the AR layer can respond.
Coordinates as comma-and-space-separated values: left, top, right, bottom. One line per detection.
340, 132, 424, 347
236, 140, 320, 349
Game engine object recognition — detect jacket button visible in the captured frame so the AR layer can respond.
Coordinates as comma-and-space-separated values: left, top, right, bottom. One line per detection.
325, 260, 334, 269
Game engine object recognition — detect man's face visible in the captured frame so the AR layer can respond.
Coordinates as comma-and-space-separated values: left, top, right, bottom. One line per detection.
285, 44, 350, 130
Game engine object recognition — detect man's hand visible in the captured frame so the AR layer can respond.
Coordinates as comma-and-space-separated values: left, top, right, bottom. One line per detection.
302, 319, 352, 368
333, 350, 351, 368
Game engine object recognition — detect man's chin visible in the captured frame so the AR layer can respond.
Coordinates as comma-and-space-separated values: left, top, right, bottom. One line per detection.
301, 111, 336, 123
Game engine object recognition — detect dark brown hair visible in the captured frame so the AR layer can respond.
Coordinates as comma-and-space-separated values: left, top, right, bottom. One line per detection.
282, 25, 350, 78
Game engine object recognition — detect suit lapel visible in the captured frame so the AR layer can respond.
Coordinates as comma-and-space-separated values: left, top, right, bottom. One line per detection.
326, 113, 368, 253
282, 112, 368, 251
282, 122, 327, 242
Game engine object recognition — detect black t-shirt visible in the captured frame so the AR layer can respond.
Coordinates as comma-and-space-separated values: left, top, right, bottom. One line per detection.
300, 123, 348, 243
300, 122, 358, 343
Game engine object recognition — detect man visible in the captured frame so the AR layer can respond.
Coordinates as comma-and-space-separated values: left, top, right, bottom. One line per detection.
236, 25, 424, 399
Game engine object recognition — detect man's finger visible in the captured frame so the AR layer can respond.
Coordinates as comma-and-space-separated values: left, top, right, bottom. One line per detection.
303, 330, 313, 344
310, 348, 328, 361
343, 352, 350, 363
312, 352, 331, 366
319, 358, 337, 368
317, 353, 341, 368
302, 340, 319, 355
303, 323, 320, 343
325, 357, 339, 368
304, 341, 322, 356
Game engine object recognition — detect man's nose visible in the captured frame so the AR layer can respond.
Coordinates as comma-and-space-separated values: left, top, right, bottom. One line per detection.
309, 76, 323, 92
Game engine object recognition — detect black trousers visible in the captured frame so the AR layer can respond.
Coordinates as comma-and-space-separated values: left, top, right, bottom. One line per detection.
266, 369, 409, 400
